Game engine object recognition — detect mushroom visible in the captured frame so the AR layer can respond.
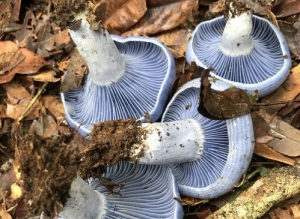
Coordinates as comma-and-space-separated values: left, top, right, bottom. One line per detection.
82, 78, 254, 199
61, 13, 175, 136
185, 11, 291, 97
59, 162, 183, 219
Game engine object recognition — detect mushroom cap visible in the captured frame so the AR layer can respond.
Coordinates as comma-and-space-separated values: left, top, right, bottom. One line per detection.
162, 78, 254, 199
89, 161, 183, 218
186, 15, 291, 97
61, 35, 175, 136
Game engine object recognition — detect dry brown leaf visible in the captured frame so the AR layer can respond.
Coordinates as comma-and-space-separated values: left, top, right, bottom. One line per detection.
279, 21, 300, 59
270, 116, 300, 142
29, 107, 58, 138
37, 27, 71, 58
0, 41, 25, 75
26, 69, 60, 82
0, 207, 12, 219
43, 95, 65, 121
2, 81, 41, 120
0, 47, 47, 84
60, 47, 87, 93
257, 65, 300, 123
13, 10, 37, 48
252, 112, 274, 144
147, 0, 181, 7
122, 0, 198, 36
155, 28, 192, 58
269, 204, 300, 219
254, 143, 295, 166
180, 196, 208, 206
93, 0, 147, 34
278, 94, 300, 117
273, 0, 300, 18
268, 116, 300, 157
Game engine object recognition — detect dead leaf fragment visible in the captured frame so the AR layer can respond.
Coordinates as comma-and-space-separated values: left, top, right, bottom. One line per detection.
0, 41, 25, 75
93, 0, 147, 34
26, 69, 60, 83
269, 204, 300, 219
254, 143, 295, 166
273, 0, 300, 18
0, 46, 47, 84
122, 0, 198, 36
60, 47, 87, 92
198, 68, 251, 120
43, 95, 65, 121
156, 28, 192, 58
252, 112, 274, 144
29, 107, 58, 138
279, 21, 300, 59
257, 65, 300, 123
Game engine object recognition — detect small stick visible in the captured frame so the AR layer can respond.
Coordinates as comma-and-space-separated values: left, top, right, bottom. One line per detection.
17, 82, 48, 122
253, 99, 300, 106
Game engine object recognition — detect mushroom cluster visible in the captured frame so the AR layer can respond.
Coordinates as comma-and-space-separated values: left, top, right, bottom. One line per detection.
58, 8, 291, 219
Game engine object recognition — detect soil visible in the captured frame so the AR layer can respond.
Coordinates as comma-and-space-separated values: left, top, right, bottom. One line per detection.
78, 118, 147, 180
15, 126, 79, 217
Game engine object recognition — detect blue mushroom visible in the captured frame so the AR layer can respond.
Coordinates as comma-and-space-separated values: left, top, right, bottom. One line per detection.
186, 11, 291, 97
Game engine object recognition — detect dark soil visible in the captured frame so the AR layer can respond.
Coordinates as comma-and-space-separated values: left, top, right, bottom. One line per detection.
78, 118, 147, 180
16, 128, 79, 217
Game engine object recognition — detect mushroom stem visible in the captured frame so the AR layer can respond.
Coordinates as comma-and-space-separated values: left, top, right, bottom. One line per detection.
60, 176, 106, 219
220, 11, 253, 57
131, 119, 204, 164
69, 12, 125, 86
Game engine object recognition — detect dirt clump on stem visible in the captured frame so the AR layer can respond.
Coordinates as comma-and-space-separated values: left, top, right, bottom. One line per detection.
79, 118, 147, 180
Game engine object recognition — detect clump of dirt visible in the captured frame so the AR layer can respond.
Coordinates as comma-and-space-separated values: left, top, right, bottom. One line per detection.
79, 118, 147, 180
16, 130, 79, 217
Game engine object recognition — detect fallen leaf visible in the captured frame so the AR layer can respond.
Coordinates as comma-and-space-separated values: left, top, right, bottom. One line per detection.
37, 27, 71, 58
279, 21, 300, 59
277, 94, 300, 117
0, 46, 47, 84
254, 143, 295, 166
291, 108, 300, 129
26, 69, 60, 82
147, 0, 181, 7
269, 204, 300, 219
0, 41, 25, 75
0, 206, 12, 219
155, 28, 192, 58
273, 0, 300, 18
122, 0, 198, 36
43, 95, 65, 121
269, 138, 300, 157
257, 65, 300, 123
270, 116, 300, 142
2, 81, 41, 120
13, 10, 37, 48
60, 47, 87, 92
93, 0, 147, 34
180, 196, 208, 206
252, 112, 274, 144
198, 68, 252, 120
29, 107, 58, 138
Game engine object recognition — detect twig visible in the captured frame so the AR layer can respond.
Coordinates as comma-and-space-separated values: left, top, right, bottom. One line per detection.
208, 164, 300, 219
17, 82, 48, 122
253, 99, 300, 106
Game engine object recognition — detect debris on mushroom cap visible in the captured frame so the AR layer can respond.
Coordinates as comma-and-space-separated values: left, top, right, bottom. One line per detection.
162, 78, 254, 199
186, 12, 291, 97
59, 162, 183, 219
61, 31, 175, 137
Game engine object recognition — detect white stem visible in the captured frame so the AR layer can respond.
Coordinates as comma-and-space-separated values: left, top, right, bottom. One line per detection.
69, 12, 125, 86
131, 119, 204, 164
220, 11, 253, 57
60, 176, 106, 219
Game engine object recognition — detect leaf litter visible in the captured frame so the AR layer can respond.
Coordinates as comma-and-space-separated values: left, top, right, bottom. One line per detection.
1, 0, 300, 218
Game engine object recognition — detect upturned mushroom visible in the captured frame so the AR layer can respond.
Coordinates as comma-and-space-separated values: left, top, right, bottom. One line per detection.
186, 11, 291, 97
61, 13, 175, 136
81, 78, 254, 199
57, 162, 183, 219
